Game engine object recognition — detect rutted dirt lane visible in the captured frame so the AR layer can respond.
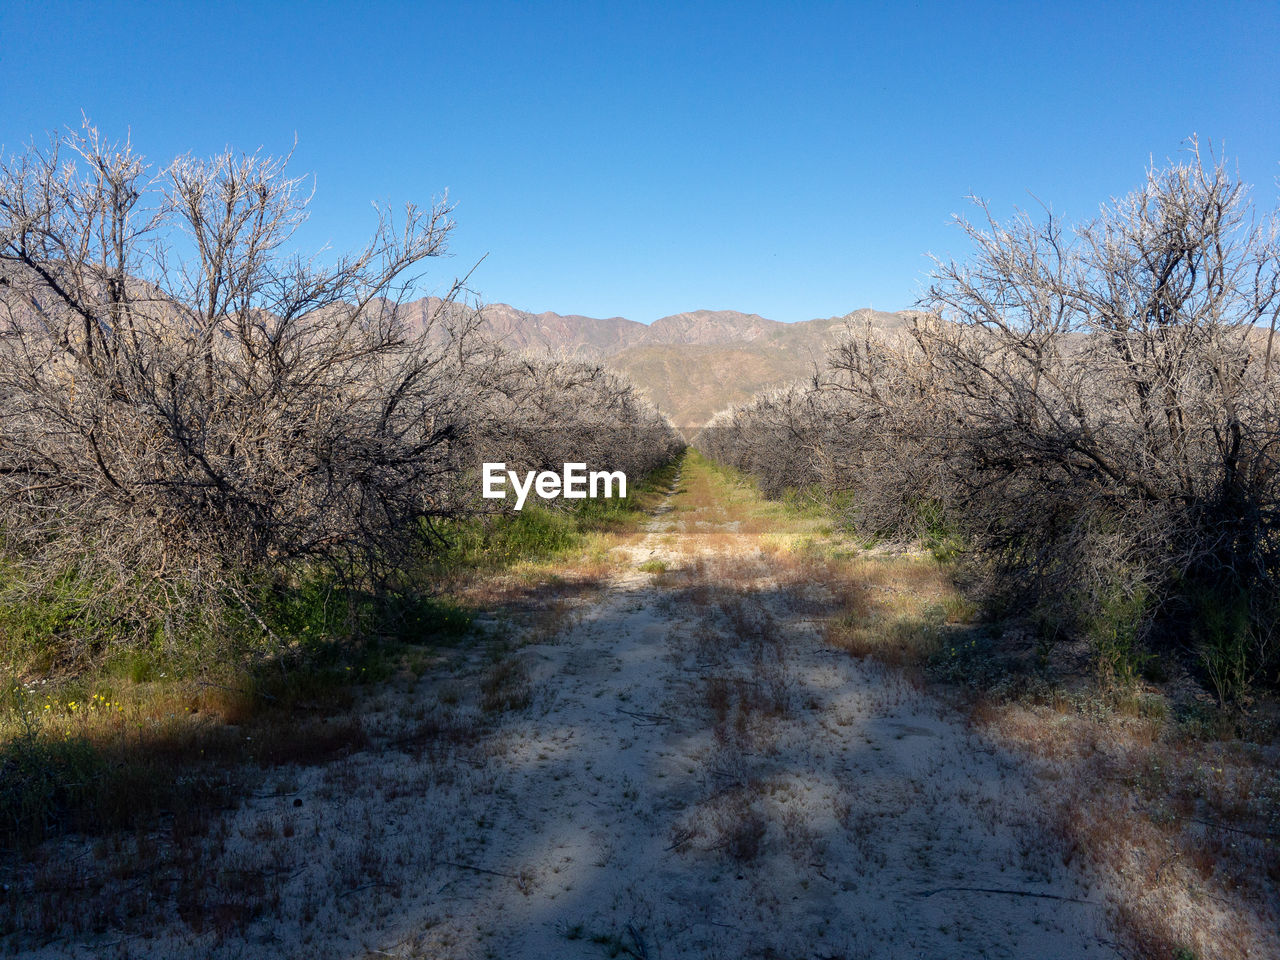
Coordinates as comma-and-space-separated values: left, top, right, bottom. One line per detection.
397, 469, 1113, 959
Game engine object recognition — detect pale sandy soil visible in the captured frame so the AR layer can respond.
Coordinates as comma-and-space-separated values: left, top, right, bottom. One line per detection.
26, 480, 1119, 959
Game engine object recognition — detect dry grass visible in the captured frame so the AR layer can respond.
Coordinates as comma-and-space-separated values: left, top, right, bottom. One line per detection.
479, 656, 533, 714
444, 470, 684, 614
774, 544, 965, 672
805, 540, 1280, 959
0, 674, 379, 850
977, 695, 1280, 959
823, 549, 1280, 958
1, 629, 511, 948
655, 462, 818, 876
708, 787, 770, 862
672, 452, 827, 537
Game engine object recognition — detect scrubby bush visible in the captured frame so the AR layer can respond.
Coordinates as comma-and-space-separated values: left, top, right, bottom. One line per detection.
701, 142, 1280, 695
0, 122, 680, 666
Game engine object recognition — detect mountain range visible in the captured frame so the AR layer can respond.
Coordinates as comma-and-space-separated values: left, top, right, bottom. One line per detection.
408, 299, 912, 430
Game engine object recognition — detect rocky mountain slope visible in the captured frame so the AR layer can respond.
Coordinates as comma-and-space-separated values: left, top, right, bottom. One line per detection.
408, 298, 912, 430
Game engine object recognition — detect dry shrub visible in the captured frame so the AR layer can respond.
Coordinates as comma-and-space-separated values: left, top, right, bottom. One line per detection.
479, 657, 532, 714
705, 674, 791, 729
700, 143, 1280, 692
718, 595, 773, 646
0, 121, 682, 665
705, 675, 733, 726
708, 787, 769, 863
0, 124, 473, 635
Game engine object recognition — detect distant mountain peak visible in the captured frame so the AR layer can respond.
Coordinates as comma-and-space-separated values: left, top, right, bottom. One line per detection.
406, 297, 911, 428
643, 310, 777, 345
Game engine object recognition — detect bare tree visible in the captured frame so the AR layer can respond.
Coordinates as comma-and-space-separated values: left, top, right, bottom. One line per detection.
699, 142, 1280, 692
0, 122, 684, 661
0, 122, 475, 646
919, 143, 1280, 674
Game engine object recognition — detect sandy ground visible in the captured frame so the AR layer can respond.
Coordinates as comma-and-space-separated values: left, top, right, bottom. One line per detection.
29, 479, 1118, 959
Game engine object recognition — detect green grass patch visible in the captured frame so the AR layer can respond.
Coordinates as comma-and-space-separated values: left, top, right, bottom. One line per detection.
433, 504, 581, 569
0, 576, 478, 850
429, 456, 682, 572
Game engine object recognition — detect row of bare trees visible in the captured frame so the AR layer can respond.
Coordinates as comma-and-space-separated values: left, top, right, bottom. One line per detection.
0, 124, 680, 658
701, 143, 1280, 698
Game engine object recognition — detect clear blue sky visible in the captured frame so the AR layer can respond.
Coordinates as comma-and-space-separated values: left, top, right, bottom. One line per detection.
2, 1, 1278, 323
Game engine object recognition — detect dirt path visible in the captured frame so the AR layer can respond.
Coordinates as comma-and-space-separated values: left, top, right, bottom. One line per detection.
391, 468, 1113, 959
42, 463, 1115, 959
